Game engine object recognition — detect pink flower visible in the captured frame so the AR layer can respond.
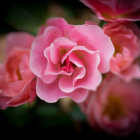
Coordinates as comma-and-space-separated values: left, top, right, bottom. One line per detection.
80, 74, 140, 136
103, 22, 140, 82
30, 18, 114, 103
80, 0, 140, 21
0, 32, 36, 109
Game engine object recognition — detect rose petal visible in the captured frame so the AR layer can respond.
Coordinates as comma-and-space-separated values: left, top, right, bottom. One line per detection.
50, 37, 76, 64
7, 78, 36, 107
117, 64, 140, 82
36, 78, 89, 103
30, 26, 62, 78
47, 18, 74, 37
70, 25, 114, 73
5, 32, 34, 54
74, 53, 102, 91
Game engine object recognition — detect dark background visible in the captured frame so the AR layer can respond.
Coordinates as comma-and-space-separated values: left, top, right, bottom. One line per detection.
0, 0, 140, 139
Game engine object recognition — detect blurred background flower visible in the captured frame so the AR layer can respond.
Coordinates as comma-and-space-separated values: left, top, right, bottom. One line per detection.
80, 74, 140, 136
80, 0, 140, 21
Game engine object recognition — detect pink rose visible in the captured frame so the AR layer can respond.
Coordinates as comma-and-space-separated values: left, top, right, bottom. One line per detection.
80, 0, 140, 21
80, 74, 140, 136
30, 18, 114, 103
0, 32, 36, 109
103, 22, 140, 82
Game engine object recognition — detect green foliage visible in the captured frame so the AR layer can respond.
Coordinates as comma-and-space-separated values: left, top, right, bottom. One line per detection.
4, 2, 48, 35
35, 103, 73, 127
1, 105, 31, 127
70, 106, 86, 121
0, 98, 86, 128
99, 20, 107, 27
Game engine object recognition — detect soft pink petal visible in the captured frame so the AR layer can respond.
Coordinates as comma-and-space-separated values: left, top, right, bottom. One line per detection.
30, 26, 62, 78
50, 37, 76, 64
5, 32, 34, 54
43, 47, 57, 84
46, 18, 74, 37
72, 67, 85, 85
0, 78, 36, 109
59, 75, 76, 93
117, 64, 140, 82
7, 78, 36, 107
36, 78, 89, 103
4, 81, 28, 97
75, 53, 102, 90
70, 25, 114, 73
61, 45, 94, 64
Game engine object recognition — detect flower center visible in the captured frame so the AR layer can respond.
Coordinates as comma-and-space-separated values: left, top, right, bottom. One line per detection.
16, 68, 22, 80
114, 44, 121, 57
61, 57, 75, 73
103, 94, 124, 120
102, 13, 125, 20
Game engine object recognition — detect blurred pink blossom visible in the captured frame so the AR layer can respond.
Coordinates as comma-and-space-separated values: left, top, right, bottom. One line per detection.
80, 74, 140, 136
0, 32, 36, 109
30, 18, 114, 103
103, 22, 140, 82
80, 0, 140, 21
